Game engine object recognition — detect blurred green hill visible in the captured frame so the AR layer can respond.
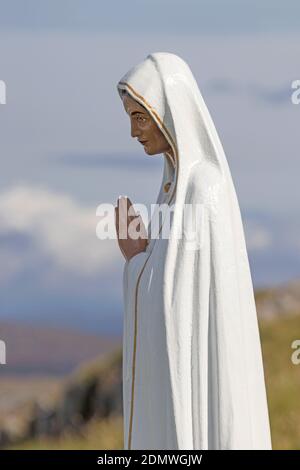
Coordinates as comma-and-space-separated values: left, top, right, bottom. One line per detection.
260, 314, 300, 449
1, 283, 300, 449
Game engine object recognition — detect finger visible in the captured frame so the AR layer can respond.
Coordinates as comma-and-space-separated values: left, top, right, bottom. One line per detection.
118, 197, 127, 222
118, 198, 129, 237
115, 207, 119, 234
127, 197, 138, 221
118, 196, 131, 225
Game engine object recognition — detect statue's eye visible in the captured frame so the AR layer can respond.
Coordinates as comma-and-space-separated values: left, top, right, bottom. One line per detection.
135, 114, 147, 122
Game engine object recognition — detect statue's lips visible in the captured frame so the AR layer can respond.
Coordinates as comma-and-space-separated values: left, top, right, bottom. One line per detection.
139, 140, 148, 145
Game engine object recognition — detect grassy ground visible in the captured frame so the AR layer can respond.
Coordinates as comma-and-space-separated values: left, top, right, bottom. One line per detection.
259, 314, 300, 449
5, 314, 300, 450
7, 416, 124, 450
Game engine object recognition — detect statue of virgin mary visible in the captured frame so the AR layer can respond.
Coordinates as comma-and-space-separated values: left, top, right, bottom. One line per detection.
116, 52, 272, 450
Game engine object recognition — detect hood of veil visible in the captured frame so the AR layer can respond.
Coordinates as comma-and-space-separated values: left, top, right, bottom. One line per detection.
117, 51, 232, 201
116, 52, 235, 248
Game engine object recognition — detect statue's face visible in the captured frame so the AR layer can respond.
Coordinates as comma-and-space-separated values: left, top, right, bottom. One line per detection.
122, 93, 171, 156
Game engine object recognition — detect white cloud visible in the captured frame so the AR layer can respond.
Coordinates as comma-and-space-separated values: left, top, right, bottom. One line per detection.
245, 221, 272, 251
0, 185, 118, 281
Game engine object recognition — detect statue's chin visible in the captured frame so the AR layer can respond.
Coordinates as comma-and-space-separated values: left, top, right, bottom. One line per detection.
144, 145, 158, 156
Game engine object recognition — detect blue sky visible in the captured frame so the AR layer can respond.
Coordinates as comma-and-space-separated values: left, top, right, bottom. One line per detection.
0, 0, 299, 34
0, 1, 299, 333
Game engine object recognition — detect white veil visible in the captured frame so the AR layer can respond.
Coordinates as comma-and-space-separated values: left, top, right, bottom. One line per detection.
117, 52, 272, 449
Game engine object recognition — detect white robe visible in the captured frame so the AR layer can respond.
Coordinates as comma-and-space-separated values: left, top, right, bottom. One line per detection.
118, 52, 272, 450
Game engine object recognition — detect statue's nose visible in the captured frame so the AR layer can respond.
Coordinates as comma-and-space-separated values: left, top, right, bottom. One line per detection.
131, 120, 141, 138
